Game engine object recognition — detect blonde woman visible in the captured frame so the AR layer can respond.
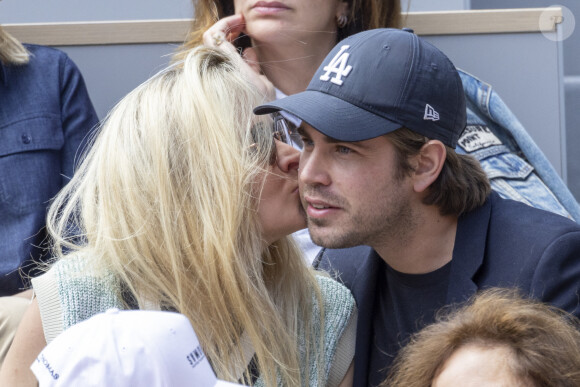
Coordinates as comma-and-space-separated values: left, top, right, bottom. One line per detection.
0, 46, 356, 386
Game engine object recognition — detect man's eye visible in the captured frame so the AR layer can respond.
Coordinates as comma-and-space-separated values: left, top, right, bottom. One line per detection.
337, 146, 352, 155
301, 137, 313, 147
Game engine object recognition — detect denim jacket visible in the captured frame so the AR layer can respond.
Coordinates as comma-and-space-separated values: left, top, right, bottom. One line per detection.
456, 70, 580, 222
0, 44, 98, 295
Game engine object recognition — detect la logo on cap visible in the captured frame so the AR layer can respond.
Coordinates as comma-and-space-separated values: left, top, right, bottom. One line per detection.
320, 45, 352, 86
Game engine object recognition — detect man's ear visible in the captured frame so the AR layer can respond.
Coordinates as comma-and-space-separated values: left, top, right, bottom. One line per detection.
412, 140, 446, 193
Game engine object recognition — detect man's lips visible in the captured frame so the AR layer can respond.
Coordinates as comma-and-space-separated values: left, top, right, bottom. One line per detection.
304, 197, 340, 218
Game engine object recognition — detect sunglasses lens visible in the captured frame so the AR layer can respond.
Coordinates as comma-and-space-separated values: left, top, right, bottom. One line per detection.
274, 114, 303, 150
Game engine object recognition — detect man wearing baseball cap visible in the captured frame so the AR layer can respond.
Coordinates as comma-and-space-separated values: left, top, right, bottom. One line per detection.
255, 28, 580, 386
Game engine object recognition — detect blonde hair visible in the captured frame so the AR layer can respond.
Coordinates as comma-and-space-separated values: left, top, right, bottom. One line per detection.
0, 26, 30, 65
384, 288, 580, 387
47, 46, 323, 386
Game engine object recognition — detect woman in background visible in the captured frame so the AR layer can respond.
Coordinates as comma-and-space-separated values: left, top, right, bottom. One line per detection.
177, 0, 401, 96
384, 289, 580, 387
0, 46, 356, 387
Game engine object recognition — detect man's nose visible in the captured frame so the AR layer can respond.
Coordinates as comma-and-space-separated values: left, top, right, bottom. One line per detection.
299, 149, 331, 186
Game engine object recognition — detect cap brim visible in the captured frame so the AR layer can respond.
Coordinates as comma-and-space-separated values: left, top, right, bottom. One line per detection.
254, 90, 401, 142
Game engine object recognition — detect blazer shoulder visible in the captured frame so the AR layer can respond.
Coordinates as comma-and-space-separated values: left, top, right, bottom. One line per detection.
315, 245, 373, 289
490, 194, 580, 239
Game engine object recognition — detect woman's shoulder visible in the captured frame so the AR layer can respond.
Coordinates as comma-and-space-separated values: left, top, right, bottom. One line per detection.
312, 275, 357, 386
35, 254, 106, 285
313, 274, 356, 327
45, 255, 118, 299
32, 254, 123, 342
22, 44, 76, 71
314, 274, 355, 305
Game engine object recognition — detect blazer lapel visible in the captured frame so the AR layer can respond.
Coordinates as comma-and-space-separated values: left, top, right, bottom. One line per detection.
351, 249, 382, 387
447, 195, 492, 304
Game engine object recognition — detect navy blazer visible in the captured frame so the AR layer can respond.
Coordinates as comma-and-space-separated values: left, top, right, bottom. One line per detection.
315, 192, 580, 387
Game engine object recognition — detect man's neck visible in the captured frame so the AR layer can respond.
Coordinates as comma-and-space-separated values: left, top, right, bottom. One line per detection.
373, 208, 459, 275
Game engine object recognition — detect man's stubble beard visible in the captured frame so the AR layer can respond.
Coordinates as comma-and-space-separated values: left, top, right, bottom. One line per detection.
306, 186, 417, 250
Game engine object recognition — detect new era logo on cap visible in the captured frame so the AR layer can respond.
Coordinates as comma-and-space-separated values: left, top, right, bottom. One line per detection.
424, 104, 440, 121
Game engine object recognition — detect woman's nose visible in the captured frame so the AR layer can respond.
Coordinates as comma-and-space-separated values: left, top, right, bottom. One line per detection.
275, 141, 300, 173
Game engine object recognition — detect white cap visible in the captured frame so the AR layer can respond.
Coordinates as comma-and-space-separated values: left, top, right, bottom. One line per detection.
31, 308, 246, 387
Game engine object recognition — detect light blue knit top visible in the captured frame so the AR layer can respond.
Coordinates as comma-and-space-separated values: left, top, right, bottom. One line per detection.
32, 257, 357, 386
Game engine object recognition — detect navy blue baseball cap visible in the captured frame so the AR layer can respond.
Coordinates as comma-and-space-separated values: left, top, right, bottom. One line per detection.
254, 28, 466, 148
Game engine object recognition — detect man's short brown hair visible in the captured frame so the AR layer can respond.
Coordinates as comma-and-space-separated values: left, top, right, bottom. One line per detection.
386, 127, 491, 217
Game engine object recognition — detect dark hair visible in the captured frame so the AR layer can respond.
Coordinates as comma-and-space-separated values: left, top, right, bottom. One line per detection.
386, 127, 490, 217
176, 0, 402, 60
339, 0, 402, 42
383, 288, 580, 387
